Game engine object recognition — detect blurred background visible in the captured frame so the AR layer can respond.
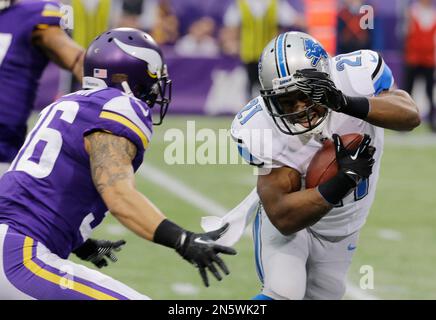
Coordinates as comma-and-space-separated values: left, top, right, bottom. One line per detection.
38, 0, 436, 126
34, 0, 435, 299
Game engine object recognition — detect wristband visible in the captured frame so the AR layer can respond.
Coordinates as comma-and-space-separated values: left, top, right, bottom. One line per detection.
317, 171, 356, 205
153, 219, 185, 249
343, 96, 370, 120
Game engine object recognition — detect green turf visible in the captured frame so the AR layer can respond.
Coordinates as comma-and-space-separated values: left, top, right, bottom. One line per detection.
73, 115, 435, 299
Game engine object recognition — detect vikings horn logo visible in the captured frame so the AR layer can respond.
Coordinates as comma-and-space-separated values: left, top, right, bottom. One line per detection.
303, 38, 328, 67
114, 38, 163, 78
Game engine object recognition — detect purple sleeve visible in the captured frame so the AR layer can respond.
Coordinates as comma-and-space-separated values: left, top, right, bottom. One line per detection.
83, 118, 149, 170
33, 1, 62, 28
83, 95, 154, 169
84, 118, 146, 159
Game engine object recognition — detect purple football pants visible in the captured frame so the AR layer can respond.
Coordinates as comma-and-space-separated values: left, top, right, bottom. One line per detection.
0, 224, 149, 300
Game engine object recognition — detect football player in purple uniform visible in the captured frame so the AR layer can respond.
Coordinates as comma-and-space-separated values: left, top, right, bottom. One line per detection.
0, 0, 84, 175
0, 28, 236, 300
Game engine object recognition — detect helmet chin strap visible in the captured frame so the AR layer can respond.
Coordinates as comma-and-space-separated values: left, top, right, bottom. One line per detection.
121, 81, 134, 97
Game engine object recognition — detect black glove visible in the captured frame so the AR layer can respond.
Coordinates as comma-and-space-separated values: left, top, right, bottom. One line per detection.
318, 134, 375, 204
333, 133, 376, 186
73, 239, 126, 269
294, 68, 331, 104
175, 223, 237, 287
153, 220, 237, 287
294, 69, 370, 119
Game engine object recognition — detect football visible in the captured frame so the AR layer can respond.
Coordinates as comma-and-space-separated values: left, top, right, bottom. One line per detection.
305, 133, 364, 189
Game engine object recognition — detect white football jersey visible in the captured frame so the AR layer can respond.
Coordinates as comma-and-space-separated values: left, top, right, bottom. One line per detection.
231, 50, 394, 236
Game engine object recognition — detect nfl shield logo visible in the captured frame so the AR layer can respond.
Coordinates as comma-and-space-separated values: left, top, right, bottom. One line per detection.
93, 68, 107, 79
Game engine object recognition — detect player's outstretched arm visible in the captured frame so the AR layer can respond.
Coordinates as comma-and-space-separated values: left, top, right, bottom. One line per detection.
85, 131, 164, 240
32, 26, 84, 82
295, 69, 421, 131
85, 131, 236, 287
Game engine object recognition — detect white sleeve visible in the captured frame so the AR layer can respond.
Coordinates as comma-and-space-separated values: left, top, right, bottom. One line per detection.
231, 99, 288, 169
366, 50, 395, 95
230, 115, 266, 167
331, 50, 395, 97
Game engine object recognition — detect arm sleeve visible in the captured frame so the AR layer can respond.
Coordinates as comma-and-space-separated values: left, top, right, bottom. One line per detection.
33, 1, 63, 29
231, 117, 284, 169
368, 51, 395, 96
84, 95, 153, 166
234, 136, 265, 167
332, 50, 395, 98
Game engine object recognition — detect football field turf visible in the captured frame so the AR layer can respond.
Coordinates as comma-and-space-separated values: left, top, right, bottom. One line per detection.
68, 115, 436, 300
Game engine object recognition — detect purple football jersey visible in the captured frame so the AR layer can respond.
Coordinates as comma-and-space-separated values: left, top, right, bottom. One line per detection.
0, 0, 62, 161
0, 87, 153, 259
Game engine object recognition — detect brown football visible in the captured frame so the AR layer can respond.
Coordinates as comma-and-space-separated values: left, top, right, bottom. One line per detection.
305, 133, 364, 189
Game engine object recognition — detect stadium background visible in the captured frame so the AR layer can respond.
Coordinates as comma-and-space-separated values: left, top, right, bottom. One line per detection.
33, 0, 436, 299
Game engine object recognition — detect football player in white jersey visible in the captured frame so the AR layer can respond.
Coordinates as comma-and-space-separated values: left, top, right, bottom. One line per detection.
230, 31, 420, 300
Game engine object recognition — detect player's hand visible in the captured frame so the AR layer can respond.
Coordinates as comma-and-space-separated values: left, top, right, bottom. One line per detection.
294, 68, 347, 111
176, 223, 237, 287
73, 239, 126, 269
333, 133, 376, 186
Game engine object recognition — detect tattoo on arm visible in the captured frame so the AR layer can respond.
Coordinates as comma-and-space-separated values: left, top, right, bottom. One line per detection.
86, 132, 137, 196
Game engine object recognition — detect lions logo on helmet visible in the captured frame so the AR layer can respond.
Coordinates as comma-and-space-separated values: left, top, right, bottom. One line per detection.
258, 31, 331, 136
304, 38, 329, 67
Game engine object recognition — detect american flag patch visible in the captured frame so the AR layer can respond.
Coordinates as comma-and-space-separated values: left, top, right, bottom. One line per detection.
93, 68, 107, 79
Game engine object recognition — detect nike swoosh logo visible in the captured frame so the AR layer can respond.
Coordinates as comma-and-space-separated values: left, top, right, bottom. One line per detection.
194, 238, 211, 245
113, 38, 163, 76
135, 100, 150, 117
350, 147, 361, 160
348, 244, 357, 251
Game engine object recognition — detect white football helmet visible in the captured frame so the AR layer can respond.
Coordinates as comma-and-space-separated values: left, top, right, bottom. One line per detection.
259, 31, 332, 136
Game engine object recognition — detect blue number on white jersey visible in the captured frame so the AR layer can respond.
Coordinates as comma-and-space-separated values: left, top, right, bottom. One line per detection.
237, 98, 262, 125
335, 51, 363, 71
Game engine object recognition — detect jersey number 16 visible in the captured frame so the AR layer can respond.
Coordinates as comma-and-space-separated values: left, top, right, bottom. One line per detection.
9, 101, 79, 178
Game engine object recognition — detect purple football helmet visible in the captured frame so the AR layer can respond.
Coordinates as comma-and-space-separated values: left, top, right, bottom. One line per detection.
83, 28, 172, 125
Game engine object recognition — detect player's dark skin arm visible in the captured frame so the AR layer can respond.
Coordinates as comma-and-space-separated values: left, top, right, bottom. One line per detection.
257, 166, 332, 236
84, 131, 166, 240
296, 69, 420, 132
366, 89, 420, 131
32, 26, 84, 82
